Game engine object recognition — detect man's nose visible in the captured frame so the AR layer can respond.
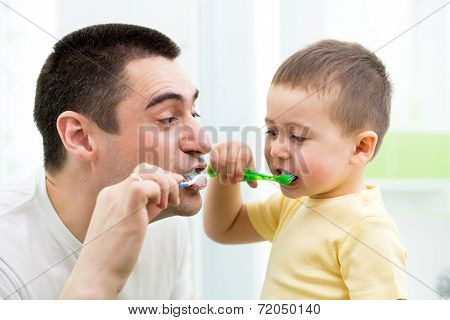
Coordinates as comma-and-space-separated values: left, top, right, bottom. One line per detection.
179, 118, 212, 156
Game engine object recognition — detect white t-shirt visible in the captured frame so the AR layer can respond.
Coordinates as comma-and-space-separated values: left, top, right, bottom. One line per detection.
0, 168, 193, 299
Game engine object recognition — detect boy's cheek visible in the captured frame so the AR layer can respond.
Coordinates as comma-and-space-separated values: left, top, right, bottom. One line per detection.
295, 147, 326, 176
300, 153, 338, 184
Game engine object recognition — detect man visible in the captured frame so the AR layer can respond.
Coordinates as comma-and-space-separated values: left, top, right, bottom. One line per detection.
0, 23, 211, 299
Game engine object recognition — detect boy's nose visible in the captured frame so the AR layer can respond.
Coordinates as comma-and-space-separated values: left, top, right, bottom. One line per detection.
270, 139, 290, 160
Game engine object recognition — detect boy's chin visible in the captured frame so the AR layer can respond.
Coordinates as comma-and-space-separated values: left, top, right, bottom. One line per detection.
280, 185, 305, 199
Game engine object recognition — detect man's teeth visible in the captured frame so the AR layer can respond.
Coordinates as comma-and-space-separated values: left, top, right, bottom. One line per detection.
182, 170, 208, 190
184, 170, 199, 181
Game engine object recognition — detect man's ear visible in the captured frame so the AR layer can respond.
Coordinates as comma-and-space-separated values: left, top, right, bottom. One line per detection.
56, 111, 97, 163
350, 131, 378, 166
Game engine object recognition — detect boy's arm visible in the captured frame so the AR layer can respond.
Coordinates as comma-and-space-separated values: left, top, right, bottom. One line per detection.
203, 141, 263, 244
204, 178, 263, 244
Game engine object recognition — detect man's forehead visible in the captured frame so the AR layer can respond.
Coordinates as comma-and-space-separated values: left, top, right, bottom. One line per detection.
124, 56, 195, 96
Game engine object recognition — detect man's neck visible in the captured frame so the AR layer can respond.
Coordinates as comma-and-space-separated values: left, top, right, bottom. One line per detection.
45, 166, 99, 243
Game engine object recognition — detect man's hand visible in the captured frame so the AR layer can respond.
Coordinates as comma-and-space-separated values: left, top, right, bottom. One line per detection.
60, 163, 184, 299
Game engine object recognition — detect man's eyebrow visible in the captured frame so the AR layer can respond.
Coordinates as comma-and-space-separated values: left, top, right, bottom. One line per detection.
146, 89, 199, 109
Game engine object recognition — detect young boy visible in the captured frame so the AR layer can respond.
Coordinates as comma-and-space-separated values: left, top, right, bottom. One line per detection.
203, 40, 407, 299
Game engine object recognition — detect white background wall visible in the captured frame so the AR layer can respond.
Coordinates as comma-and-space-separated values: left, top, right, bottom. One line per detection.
1, 0, 449, 299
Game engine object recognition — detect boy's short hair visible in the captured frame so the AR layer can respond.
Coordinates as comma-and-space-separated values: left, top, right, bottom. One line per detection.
272, 39, 391, 156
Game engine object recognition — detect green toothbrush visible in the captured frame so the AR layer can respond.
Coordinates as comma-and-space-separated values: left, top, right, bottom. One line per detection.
206, 165, 297, 186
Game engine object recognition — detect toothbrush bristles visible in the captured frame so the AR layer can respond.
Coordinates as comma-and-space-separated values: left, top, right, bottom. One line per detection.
179, 173, 208, 190
276, 172, 297, 185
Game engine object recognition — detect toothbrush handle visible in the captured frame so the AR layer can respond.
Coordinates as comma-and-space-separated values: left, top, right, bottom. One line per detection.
242, 168, 275, 182
179, 182, 191, 188
206, 164, 218, 177
206, 165, 274, 182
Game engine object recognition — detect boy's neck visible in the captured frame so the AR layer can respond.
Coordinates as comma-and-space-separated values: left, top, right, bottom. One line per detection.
309, 170, 366, 200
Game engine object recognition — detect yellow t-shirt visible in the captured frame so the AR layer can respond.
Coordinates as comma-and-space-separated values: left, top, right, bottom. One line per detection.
247, 185, 407, 300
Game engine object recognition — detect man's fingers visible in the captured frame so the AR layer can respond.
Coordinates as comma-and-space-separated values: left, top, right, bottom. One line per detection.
141, 172, 168, 209
142, 180, 162, 203
172, 173, 185, 184
128, 180, 161, 208
139, 180, 164, 221
130, 163, 184, 209
167, 175, 181, 207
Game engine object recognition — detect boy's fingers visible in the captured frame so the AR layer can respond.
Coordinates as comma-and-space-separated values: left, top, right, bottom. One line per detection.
234, 147, 245, 182
209, 147, 220, 174
217, 146, 228, 175
211, 148, 227, 185
218, 146, 230, 185
247, 152, 255, 171
247, 181, 258, 188
226, 144, 238, 183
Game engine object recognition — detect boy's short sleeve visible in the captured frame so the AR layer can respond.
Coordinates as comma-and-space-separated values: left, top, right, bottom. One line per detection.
246, 192, 286, 242
338, 216, 408, 299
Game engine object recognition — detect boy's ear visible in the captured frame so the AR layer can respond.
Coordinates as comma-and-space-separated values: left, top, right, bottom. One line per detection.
350, 131, 378, 166
56, 111, 98, 163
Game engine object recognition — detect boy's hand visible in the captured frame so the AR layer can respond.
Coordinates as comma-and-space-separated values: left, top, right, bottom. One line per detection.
210, 142, 257, 188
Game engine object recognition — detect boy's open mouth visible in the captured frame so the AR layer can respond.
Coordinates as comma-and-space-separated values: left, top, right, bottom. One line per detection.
276, 169, 300, 186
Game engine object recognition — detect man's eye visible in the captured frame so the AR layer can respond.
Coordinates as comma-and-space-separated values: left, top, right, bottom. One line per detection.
291, 135, 306, 142
159, 117, 178, 125
192, 112, 201, 118
265, 130, 277, 137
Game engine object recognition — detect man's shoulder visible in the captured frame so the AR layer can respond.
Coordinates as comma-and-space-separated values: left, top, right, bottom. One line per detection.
0, 172, 45, 263
0, 175, 37, 219
0, 173, 44, 300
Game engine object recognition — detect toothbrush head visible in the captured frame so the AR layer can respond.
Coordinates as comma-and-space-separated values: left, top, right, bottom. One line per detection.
275, 171, 298, 186
190, 174, 207, 190
179, 173, 208, 190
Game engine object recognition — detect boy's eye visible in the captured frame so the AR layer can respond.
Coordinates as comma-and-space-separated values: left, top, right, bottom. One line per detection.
290, 135, 306, 142
192, 112, 201, 118
265, 130, 277, 137
159, 117, 178, 125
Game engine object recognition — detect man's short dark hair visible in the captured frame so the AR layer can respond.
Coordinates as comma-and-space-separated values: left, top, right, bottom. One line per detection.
34, 23, 180, 173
